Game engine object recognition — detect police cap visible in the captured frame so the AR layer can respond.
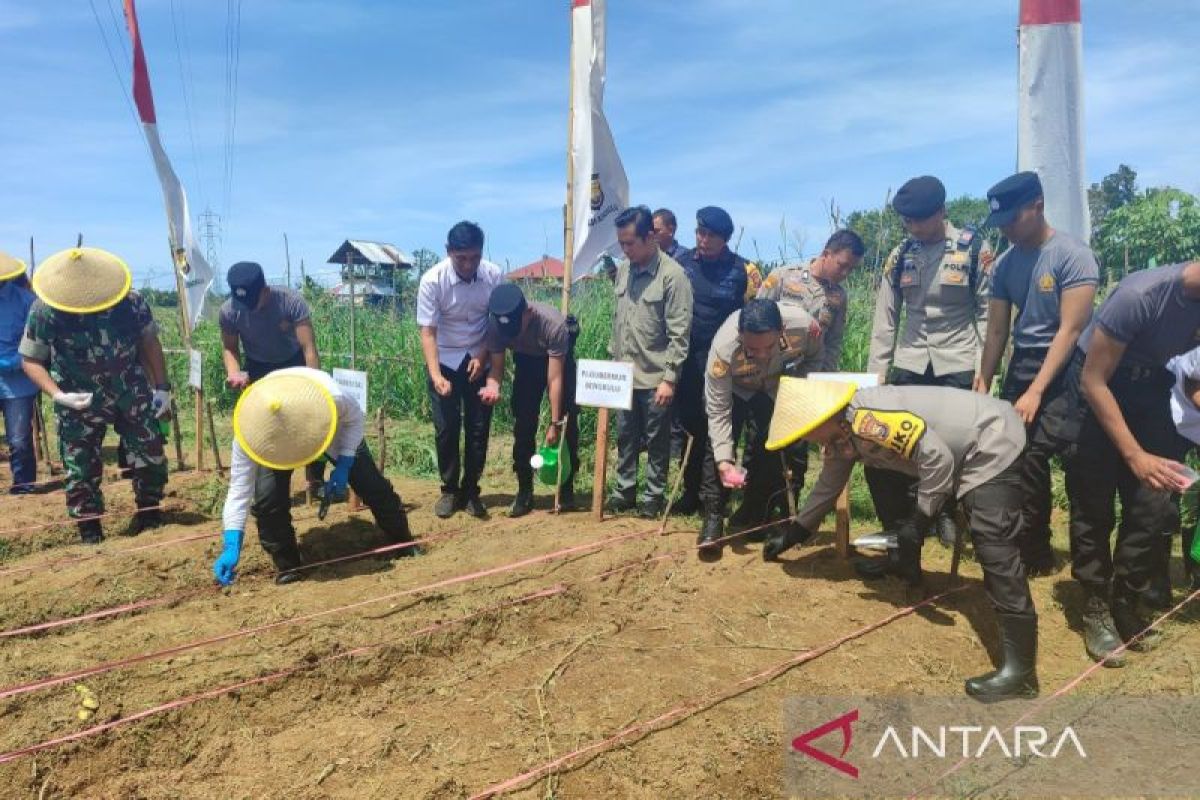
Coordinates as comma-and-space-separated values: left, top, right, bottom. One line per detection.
227, 261, 266, 311
488, 282, 527, 338
892, 176, 946, 220
696, 206, 734, 240
985, 171, 1043, 228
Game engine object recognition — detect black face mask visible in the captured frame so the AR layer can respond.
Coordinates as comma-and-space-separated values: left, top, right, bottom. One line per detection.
232, 277, 265, 310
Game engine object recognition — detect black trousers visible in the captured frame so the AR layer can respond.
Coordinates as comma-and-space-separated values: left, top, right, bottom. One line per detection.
1000, 347, 1077, 564
1064, 363, 1188, 595
428, 355, 493, 498
677, 348, 710, 500
511, 352, 579, 487
961, 459, 1036, 617
700, 391, 786, 514
865, 364, 974, 528
245, 350, 325, 486
251, 440, 409, 570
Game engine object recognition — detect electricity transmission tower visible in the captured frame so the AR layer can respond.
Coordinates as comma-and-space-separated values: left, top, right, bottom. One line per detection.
199, 207, 222, 271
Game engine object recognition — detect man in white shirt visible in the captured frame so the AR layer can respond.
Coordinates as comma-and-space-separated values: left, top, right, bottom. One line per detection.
417, 221, 502, 519
1167, 348, 1200, 593
212, 367, 419, 586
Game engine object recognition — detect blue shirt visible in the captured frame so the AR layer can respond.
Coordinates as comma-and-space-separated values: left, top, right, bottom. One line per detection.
0, 281, 37, 399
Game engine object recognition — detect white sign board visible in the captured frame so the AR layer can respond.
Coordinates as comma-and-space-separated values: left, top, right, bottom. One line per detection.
332, 368, 369, 414
188, 348, 203, 390
575, 359, 633, 411
806, 371, 879, 389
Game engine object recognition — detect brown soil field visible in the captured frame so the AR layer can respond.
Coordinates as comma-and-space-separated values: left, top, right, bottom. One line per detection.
0, 464, 1196, 799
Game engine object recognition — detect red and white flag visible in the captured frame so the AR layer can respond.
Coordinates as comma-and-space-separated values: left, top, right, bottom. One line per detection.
123, 0, 214, 327
569, 0, 628, 280
1018, 0, 1090, 241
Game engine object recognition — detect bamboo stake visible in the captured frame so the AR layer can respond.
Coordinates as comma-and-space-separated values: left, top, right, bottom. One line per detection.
658, 433, 694, 534
205, 400, 223, 473
169, 396, 185, 470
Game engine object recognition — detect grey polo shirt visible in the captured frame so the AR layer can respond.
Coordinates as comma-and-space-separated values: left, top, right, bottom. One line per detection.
1078, 262, 1200, 368
991, 232, 1099, 350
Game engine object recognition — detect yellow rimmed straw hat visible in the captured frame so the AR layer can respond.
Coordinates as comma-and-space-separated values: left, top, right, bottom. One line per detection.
32, 247, 132, 313
766, 377, 857, 451
233, 371, 338, 470
0, 252, 27, 282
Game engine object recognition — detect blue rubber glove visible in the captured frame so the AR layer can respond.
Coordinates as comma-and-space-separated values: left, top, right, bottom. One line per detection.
213, 529, 244, 586
0, 353, 20, 372
325, 454, 355, 500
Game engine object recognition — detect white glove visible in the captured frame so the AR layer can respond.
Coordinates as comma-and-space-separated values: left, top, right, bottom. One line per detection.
152, 389, 172, 419
53, 391, 93, 411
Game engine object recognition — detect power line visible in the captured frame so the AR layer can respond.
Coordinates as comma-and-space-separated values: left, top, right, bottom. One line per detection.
85, 0, 147, 150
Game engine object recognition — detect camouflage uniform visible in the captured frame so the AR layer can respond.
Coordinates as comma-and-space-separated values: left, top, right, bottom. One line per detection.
19, 291, 167, 518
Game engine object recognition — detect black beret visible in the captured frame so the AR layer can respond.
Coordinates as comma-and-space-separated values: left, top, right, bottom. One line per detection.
892, 176, 947, 220
985, 171, 1043, 227
488, 283, 527, 337
696, 206, 734, 240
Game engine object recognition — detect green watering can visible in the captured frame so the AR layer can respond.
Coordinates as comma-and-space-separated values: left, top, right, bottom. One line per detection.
530, 445, 572, 487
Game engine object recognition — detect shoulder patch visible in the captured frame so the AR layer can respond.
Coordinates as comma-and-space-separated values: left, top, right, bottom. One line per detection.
710, 357, 729, 379
1037, 272, 1055, 292
851, 408, 926, 458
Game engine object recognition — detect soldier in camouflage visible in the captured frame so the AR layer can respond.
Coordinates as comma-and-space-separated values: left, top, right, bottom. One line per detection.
19, 248, 170, 544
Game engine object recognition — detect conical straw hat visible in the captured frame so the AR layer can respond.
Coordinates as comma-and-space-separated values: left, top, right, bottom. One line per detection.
766, 377, 856, 451
0, 252, 27, 282
233, 371, 338, 470
32, 247, 132, 313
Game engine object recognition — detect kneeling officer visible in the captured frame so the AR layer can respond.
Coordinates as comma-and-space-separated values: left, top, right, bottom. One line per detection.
762, 378, 1037, 700
213, 367, 419, 586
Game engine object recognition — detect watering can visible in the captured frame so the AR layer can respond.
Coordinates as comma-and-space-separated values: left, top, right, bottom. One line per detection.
530, 445, 572, 487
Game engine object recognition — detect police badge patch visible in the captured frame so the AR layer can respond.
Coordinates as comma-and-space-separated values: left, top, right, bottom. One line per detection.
1038, 273, 1055, 292
851, 408, 926, 458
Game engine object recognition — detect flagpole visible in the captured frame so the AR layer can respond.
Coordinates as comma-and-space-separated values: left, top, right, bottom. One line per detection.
560, 3, 576, 316
170, 242, 204, 471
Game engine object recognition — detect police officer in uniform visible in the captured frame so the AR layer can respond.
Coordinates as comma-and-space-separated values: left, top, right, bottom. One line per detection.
19, 248, 171, 543
1061, 260, 1200, 665
763, 378, 1037, 700
868, 176, 993, 548
975, 172, 1099, 576
675, 206, 750, 516
699, 299, 822, 551
479, 283, 579, 516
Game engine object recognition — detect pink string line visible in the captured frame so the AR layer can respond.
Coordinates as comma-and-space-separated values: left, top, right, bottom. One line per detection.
468, 583, 970, 799
0, 585, 568, 766
0, 503, 179, 539
0, 523, 666, 701
904, 587, 1200, 799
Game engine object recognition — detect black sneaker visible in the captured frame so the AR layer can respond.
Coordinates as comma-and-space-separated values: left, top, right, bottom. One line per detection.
463, 494, 488, 519
556, 486, 578, 512
275, 570, 304, 585
433, 492, 457, 519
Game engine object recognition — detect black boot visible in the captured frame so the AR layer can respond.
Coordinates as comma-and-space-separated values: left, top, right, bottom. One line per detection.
1111, 585, 1163, 652
965, 613, 1039, 700
697, 500, 724, 551
269, 542, 305, 585
1081, 591, 1126, 667
855, 534, 921, 585
384, 512, 423, 558
510, 471, 534, 518
763, 522, 815, 561
78, 518, 104, 545
557, 484, 577, 512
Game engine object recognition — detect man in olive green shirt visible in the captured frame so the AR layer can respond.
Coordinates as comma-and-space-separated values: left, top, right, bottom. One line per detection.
608, 206, 693, 517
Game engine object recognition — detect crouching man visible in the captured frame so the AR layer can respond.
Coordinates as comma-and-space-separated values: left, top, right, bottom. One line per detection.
762, 378, 1037, 700
212, 367, 419, 586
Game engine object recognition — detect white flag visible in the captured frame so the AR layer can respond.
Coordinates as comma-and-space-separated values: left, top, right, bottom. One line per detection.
569, 0, 628, 280
1018, 0, 1090, 241
124, 0, 215, 328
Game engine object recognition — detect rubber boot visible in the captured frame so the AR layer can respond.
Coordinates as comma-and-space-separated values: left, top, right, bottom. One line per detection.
78, 518, 104, 545
1111, 584, 1163, 652
1081, 591, 1126, 667
510, 471, 534, 518
965, 613, 1039, 700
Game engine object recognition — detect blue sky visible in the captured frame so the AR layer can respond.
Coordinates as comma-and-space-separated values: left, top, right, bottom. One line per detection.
1, 0, 1197, 290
